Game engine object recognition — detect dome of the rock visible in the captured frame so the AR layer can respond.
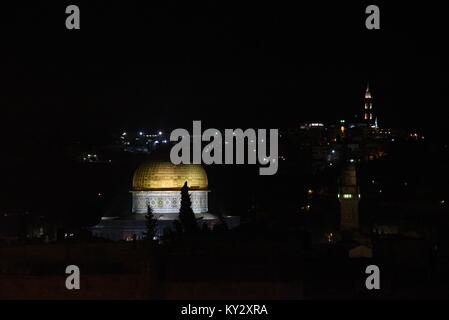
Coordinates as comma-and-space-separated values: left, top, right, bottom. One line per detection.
131, 160, 209, 215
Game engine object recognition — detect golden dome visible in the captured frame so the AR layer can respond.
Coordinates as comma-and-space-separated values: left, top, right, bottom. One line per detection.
132, 161, 208, 191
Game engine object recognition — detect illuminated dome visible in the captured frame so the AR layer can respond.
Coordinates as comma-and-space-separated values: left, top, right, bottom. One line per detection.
132, 161, 208, 191
131, 160, 209, 215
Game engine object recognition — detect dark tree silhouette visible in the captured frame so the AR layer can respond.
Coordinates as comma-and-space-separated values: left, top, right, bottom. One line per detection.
172, 220, 183, 235
178, 181, 198, 233
144, 204, 157, 240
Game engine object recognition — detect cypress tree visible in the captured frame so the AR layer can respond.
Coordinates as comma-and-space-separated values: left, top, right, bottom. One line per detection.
178, 181, 198, 233
145, 204, 157, 240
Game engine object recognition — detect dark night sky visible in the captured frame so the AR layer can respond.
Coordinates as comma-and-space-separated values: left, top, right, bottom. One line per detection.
0, 1, 447, 142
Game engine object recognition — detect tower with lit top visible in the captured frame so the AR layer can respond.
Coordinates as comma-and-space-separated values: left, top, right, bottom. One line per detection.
363, 83, 376, 127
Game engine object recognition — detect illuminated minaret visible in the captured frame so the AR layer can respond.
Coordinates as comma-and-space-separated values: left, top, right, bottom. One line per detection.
363, 83, 375, 127
338, 164, 360, 231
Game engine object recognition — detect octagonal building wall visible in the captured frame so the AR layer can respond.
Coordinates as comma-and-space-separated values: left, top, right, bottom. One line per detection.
132, 191, 208, 215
